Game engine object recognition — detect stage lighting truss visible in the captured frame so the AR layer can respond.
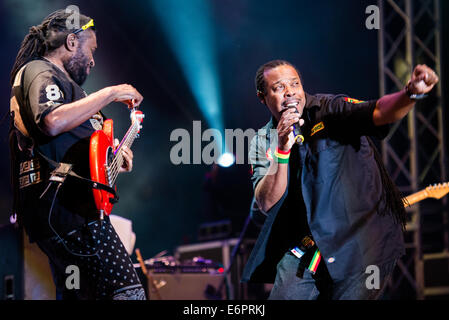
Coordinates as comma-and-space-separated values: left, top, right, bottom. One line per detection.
378, 0, 448, 299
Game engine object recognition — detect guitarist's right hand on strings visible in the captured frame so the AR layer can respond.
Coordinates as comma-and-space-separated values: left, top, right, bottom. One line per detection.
109, 84, 144, 108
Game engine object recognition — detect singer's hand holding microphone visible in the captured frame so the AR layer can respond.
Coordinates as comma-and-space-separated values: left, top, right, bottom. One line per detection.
277, 104, 305, 152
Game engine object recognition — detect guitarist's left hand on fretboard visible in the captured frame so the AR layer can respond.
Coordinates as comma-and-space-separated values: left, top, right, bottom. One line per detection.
114, 138, 133, 173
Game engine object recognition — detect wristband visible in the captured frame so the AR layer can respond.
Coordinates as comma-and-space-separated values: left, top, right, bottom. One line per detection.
274, 148, 290, 164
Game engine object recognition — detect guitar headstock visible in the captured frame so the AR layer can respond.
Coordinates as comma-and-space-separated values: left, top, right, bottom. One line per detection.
130, 108, 145, 132
425, 182, 449, 200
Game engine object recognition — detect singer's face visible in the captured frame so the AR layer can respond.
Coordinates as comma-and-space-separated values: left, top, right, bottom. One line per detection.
261, 65, 306, 121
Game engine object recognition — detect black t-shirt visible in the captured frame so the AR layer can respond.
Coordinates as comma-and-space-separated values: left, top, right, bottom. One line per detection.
12, 58, 104, 241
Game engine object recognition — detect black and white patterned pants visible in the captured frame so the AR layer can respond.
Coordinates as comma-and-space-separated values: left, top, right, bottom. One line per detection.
35, 216, 146, 300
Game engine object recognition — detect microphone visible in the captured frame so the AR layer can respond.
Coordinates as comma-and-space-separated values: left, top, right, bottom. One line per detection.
285, 103, 304, 145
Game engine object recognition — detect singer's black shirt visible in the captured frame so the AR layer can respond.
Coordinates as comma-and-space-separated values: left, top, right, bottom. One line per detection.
243, 92, 405, 283
11, 58, 103, 241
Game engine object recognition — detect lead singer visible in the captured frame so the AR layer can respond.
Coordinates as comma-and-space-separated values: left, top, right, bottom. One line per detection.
242, 59, 439, 299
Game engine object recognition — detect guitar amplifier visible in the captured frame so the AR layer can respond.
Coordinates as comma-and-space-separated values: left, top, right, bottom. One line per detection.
147, 273, 225, 300
174, 238, 265, 300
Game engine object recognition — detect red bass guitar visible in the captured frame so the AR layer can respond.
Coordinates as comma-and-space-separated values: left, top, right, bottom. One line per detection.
89, 107, 144, 218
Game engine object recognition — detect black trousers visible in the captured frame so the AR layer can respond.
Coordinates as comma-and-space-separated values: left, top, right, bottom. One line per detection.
35, 216, 146, 300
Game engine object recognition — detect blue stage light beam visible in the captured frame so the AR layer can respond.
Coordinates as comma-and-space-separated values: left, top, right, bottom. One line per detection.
150, 0, 225, 156
4, 0, 56, 37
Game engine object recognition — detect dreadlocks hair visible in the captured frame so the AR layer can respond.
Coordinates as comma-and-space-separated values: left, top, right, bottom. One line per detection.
10, 9, 94, 85
254, 59, 302, 97
367, 138, 408, 230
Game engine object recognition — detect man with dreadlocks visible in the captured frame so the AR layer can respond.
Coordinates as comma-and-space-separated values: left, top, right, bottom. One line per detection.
9, 9, 146, 299
242, 60, 439, 299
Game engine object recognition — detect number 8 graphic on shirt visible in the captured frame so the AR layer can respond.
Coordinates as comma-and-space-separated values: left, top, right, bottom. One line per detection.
46, 84, 61, 101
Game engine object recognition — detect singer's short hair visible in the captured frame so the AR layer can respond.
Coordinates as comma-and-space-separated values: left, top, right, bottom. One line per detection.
255, 60, 302, 96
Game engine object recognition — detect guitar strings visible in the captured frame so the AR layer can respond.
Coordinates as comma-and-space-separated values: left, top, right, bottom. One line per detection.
108, 122, 140, 185
108, 111, 142, 181
109, 124, 137, 183
109, 124, 136, 175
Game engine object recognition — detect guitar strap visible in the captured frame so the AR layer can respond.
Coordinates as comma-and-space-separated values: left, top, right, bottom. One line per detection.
36, 149, 119, 202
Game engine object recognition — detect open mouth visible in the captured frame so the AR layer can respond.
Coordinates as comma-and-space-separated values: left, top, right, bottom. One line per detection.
283, 101, 299, 108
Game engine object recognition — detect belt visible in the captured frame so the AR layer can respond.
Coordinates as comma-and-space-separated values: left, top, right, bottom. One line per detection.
290, 235, 322, 278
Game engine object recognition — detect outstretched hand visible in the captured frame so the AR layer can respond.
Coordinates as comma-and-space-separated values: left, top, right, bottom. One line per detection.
407, 64, 439, 95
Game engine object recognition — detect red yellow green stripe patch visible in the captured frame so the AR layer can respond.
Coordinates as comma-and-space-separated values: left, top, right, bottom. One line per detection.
344, 97, 365, 104
308, 249, 321, 274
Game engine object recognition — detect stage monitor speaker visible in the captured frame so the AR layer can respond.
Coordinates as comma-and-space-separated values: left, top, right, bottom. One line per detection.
148, 273, 225, 300
0, 224, 24, 300
0, 223, 56, 300
23, 232, 55, 299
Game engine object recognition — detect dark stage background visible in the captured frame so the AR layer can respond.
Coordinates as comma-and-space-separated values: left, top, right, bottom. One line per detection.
0, 0, 447, 263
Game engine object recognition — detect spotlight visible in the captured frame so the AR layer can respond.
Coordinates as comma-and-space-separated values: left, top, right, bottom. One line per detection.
9, 214, 17, 224
217, 152, 235, 168
151, 0, 224, 135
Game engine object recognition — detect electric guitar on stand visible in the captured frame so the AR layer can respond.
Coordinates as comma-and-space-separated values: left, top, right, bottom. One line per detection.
89, 107, 144, 219
403, 182, 449, 207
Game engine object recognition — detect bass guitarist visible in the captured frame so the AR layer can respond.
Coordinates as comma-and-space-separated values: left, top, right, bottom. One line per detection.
9, 9, 145, 300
